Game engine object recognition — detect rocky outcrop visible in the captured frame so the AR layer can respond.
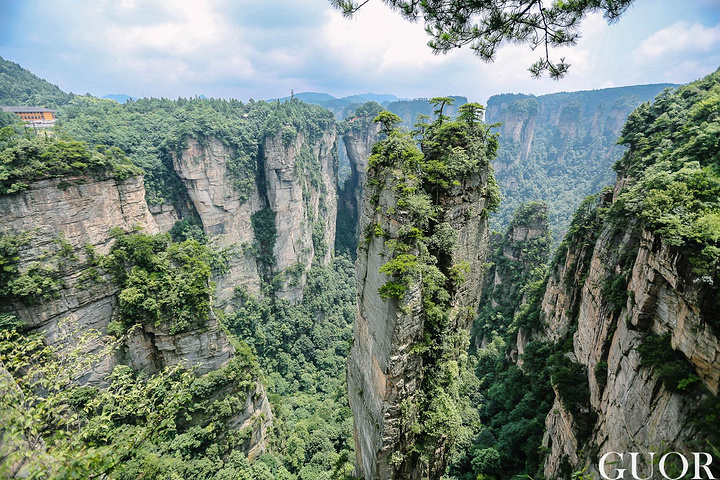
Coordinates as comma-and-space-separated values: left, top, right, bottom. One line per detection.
342, 120, 381, 224
347, 119, 494, 479
149, 203, 180, 233
263, 129, 337, 300
123, 309, 233, 376
172, 138, 264, 304
0, 174, 272, 457
539, 193, 720, 478
486, 84, 677, 241
1, 176, 160, 383
172, 129, 338, 303
337, 117, 382, 254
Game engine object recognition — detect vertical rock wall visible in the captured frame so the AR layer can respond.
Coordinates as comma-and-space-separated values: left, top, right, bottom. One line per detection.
0, 174, 272, 457
539, 194, 720, 478
1, 176, 160, 383
263, 129, 337, 301
348, 156, 492, 479
172, 129, 338, 303
172, 138, 265, 304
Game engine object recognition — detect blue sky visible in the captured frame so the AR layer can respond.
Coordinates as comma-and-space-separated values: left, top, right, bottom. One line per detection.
1, 0, 719, 104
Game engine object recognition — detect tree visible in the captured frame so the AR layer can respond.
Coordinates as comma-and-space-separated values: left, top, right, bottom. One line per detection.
429, 96, 455, 123
373, 110, 403, 134
329, 0, 635, 79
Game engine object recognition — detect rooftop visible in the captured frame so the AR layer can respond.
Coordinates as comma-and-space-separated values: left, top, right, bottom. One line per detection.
1, 106, 57, 113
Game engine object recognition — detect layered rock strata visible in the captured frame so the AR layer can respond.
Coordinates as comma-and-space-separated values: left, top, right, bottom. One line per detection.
540, 193, 720, 478
0, 174, 272, 456
348, 139, 493, 479
172, 130, 337, 303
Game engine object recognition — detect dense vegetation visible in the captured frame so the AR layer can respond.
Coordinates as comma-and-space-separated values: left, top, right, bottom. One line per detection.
612, 69, 720, 281
226, 257, 358, 479
447, 202, 555, 480
361, 99, 500, 475
104, 230, 227, 335
487, 84, 675, 243
448, 191, 620, 480
0, 55, 72, 108
472, 201, 551, 342
3, 53, 720, 480
56, 95, 334, 206
453, 70, 720, 480
0, 127, 141, 195
0, 232, 269, 480
0, 315, 271, 479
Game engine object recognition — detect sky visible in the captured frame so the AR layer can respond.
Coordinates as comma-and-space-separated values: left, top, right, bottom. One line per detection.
1, 0, 719, 104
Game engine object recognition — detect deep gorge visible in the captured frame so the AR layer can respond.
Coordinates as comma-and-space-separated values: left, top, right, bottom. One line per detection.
1, 56, 718, 479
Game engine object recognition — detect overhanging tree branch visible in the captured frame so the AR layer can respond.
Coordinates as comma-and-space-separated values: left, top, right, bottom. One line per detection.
330, 0, 635, 79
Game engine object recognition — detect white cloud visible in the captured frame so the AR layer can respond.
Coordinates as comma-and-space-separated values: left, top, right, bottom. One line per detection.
632, 21, 720, 62
4, 1, 719, 100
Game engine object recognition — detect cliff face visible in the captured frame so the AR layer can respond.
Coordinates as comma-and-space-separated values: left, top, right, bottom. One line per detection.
263, 129, 337, 300
538, 72, 720, 477
541, 194, 720, 478
342, 120, 380, 222
347, 112, 496, 480
172, 128, 337, 303
1, 175, 160, 383
172, 137, 265, 303
472, 202, 551, 361
485, 84, 676, 241
0, 174, 271, 457
337, 119, 381, 254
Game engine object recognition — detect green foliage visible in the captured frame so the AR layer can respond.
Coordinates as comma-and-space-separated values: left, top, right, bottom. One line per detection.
637, 333, 698, 393
169, 217, 208, 244
636, 332, 720, 448
6, 262, 63, 305
613, 70, 720, 277
226, 257, 357, 478
0, 231, 74, 306
57, 95, 334, 207
251, 208, 278, 280
473, 202, 551, 340
594, 360, 609, 390
363, 103, 499, 473
0, 231, 30, 297
0, 55, 73, 107
342, 101, 385, 134
448, 337, 559, 480
488, 84, 673, 244
0, 110, 21, 128
330, 0, 634, 78
104, 231, 215, 334
600, 273, 628, 314
0, 128, 142, 195
0, 317, 266, 479
373, 110, 402, 135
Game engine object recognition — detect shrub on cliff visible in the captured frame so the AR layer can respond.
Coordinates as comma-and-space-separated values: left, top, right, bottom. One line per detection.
0, 127, 141, 195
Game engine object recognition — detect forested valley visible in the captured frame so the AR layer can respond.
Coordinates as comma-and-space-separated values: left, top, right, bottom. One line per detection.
1, 54, 719, 480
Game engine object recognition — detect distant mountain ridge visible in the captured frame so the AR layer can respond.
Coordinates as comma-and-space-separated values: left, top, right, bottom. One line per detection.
486, 82, 679, 241
0, 55, 72, 108
102, 94, 137, 104
268, 92, 409, 118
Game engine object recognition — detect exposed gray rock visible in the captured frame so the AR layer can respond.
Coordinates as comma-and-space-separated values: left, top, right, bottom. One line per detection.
172, 130, 338, 303
172, 138, 264, 305
348, 164, 491, 479
541, 215, 719, 478
0, 174, 273, 458
263, 130, 337, 301
149, 203, 180, 233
